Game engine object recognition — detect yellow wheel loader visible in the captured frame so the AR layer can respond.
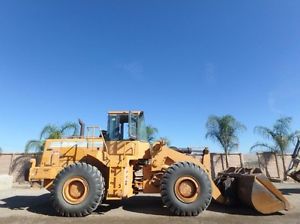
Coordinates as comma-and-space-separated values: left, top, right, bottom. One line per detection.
287, 137, 300, 182
29, 111, 290, 217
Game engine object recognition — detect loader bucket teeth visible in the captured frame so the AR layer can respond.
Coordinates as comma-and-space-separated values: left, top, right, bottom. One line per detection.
215, 167, 290, 214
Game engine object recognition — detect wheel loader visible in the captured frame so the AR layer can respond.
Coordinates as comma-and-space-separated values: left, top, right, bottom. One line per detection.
29, 110, 290, 217
287, 137, 300, 182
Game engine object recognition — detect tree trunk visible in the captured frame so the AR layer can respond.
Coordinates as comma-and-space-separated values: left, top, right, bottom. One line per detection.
281, 151, 287, 181
225, 152, 229, 169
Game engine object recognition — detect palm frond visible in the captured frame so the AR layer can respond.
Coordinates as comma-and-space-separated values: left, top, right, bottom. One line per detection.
205, 116, 220, 132
146, 125, 158, 143
250, 142, 277, 152
288, 132, 300, 147
288, 131, 300, 142
253, 117, 299, 153
25, 140, 43, 153
61, 122, 79, 137
254, 126, 276, 140
205, 114, 245, 154
40, 124, 59, 140
273, 117, 292, 135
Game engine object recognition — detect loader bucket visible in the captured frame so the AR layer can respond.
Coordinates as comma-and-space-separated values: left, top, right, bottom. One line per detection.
238, 174, 290, 214
215, 167, 290, 214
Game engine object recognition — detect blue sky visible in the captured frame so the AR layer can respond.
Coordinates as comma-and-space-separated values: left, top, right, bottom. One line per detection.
0, 1, 300, 153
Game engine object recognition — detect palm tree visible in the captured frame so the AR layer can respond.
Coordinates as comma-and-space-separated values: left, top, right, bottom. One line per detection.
205, 115, 246, 168
146, 125, 158, 143
146, 125, 172, 146
251, 117, 299, 180
0, 147, 2, 154
25, 122, 79, 153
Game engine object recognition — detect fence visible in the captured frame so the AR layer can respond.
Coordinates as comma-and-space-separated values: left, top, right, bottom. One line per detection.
189, 152, 291, 180
0, 151, 294, 183
210, 153, 243, 178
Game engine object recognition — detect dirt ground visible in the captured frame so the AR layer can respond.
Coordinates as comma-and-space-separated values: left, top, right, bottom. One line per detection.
0, 183, 299, 224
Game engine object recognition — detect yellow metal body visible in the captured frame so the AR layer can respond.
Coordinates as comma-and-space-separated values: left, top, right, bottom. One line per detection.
29, 111, 290, 215
29, 133, 224, 202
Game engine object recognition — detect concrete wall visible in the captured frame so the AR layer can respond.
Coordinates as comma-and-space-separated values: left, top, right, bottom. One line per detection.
256, 152, 292, 180
0, 152, 294, 183
0, 154, 13, 175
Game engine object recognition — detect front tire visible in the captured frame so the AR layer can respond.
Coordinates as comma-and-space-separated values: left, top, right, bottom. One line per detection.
51, 162, 105, 217
161, 161, 212, 216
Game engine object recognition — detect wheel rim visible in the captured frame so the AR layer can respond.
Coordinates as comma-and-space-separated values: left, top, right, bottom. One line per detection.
62, 177, 89, 205
174, 176, 200, 203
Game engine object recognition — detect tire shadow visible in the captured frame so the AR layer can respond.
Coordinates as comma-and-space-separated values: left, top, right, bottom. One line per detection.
116, 195, 170, 216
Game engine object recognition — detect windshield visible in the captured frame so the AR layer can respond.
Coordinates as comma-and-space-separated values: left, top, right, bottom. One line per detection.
137, 113, 147, 142
107, 115, 120, 140
107, 112, 148, 142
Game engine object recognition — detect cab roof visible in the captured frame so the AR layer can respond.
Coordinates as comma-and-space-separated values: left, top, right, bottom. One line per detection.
108, 110, 143, 115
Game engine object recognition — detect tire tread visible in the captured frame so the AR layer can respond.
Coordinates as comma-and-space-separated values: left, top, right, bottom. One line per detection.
161, 161, 212, 216
51, 162, 105, 217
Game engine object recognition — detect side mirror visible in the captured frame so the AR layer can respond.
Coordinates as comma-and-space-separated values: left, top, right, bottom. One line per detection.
100, 130, 108, 140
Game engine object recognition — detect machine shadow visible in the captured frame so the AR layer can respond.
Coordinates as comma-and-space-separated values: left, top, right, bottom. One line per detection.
0, 193, 284, 217
280, 188, 300, 195
207, 203, 284, 216
99, 195, 284, 217
111, 195, 170, 216
0, 193, 57, 216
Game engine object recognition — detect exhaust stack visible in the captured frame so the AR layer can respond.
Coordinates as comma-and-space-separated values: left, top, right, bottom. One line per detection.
78, 119, 85, 138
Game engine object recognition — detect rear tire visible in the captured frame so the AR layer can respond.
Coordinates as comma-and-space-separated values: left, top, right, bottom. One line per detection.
161, 161, 212, 216
51, 162, 105, 217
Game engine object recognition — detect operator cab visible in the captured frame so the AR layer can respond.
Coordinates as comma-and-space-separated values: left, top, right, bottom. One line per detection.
107, 110, 148, 142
